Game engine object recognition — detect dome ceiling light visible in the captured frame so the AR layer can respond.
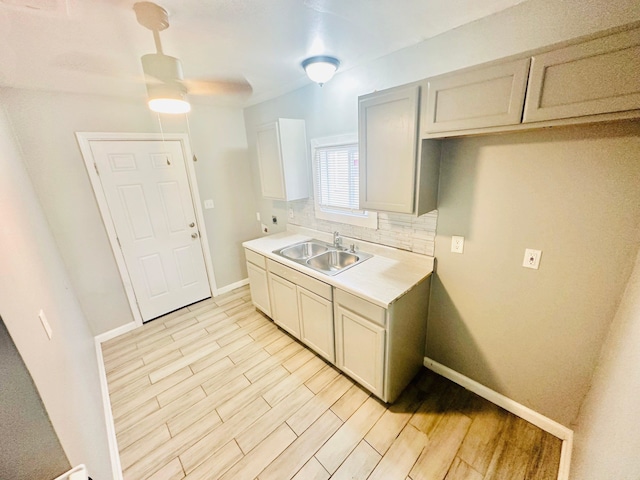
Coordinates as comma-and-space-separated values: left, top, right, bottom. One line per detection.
302, 56, 340, 86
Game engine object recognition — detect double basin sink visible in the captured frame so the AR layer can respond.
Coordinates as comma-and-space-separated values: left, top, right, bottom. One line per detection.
273, 240, 372, 276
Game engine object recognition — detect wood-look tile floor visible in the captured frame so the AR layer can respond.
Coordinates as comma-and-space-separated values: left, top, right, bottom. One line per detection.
102, 285, 562, 480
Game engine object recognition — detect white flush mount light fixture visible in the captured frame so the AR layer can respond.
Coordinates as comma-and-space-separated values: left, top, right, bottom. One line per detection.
302, 56, 340, 86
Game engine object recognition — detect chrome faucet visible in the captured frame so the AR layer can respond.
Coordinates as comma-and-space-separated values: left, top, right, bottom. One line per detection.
333, 231, 343, 249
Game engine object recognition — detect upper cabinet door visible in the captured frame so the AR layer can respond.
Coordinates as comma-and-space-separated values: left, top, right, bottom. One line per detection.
423, 58, 530, 134
256, 119, 309, 201
359, 84, 420, 214
523, 28, 640, 123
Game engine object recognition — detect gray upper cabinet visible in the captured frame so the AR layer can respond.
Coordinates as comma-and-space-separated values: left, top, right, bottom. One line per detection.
256, 118, 309, 201
359, 84, 420, 214
523, 28, 640, 123
422, 58, 531, 134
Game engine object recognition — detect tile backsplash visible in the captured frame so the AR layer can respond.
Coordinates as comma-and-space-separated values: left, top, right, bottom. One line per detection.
288, 198, 437, 256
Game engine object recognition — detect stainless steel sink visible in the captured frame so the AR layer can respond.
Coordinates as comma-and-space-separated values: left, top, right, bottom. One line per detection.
279, 241, 329, 260
306, 251, 360, 273
273, 240, 372, 276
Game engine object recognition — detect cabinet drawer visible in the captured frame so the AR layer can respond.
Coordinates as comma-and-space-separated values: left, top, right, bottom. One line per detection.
267, 259, 332, 301
245, 249, 266, 269
334, 289, 386, 327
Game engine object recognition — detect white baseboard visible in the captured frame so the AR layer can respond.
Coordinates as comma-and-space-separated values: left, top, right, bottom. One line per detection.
95, 322, 137, 344
94, 338, 123, 480
216, 278, 249, 296
423, 357, 573, 480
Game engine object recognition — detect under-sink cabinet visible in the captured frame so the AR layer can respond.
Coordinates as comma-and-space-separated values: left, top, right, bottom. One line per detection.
244, 245, 432, 404
266, 259, 335, 363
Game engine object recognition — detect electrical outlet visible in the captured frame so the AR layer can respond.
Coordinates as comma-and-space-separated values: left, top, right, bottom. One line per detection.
523, 248, 542, 269
451, 236, 464, 254
261, 223, 268, 233
288, 208, 294, 219
272, 215, 278, 225
38, 309, 53, 340
203, 199, 214, 209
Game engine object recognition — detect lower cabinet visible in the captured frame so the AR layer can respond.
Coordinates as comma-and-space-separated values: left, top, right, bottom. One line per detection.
244, 248, 431, 403
266, 258, 335, 363
245, 250, 271, 317
298, 287, 335, 364
334, 301, 385, 398
268, 273, 301, 338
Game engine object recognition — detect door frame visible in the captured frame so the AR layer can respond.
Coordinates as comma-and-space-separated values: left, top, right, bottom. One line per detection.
76, 132, 218, 326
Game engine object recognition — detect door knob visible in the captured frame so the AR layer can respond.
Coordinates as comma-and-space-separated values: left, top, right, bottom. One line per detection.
189, 222, 195, 228
191, 232, 198, 239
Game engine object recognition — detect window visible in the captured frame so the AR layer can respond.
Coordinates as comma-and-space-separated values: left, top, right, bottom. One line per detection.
311, 135, 378, 228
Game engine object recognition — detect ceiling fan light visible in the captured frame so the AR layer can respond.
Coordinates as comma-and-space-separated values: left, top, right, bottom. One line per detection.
302, 56, 340, 85
146, 80, 190, 114
148, 97, 191, 114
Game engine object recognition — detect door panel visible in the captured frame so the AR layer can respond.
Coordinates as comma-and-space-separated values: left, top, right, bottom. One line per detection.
90, 140, 210, 321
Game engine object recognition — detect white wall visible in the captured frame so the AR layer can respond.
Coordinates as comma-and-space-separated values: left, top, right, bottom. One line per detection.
0, 88, 258, 335
570, 248, 640, 479
0, 104, 113, 478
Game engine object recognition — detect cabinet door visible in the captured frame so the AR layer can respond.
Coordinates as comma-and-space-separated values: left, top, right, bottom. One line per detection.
335, 304, 385, 397
298, 287, 334, 362
246, 262, 271, 317
359, 84, 419, 214
268, 273, 300, 338
523, 28, 640, 123
423, 58, 530, 133
256, 122, 286, 199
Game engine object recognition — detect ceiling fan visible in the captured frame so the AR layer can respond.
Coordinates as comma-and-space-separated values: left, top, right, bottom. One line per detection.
133, 1, 252, 113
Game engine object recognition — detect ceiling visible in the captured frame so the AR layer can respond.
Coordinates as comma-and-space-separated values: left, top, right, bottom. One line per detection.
0, 0, 527, 107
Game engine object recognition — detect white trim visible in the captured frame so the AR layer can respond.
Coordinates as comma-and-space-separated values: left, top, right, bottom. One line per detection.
310, 134, 378, 229
216, 278, 249, 296
94, 322, 138, 345
95, 337, 124, 480
423, 356, 573, 480
75, 132, 218, 325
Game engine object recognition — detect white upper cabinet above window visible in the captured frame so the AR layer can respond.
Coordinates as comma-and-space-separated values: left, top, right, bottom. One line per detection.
256, 118, 309, 201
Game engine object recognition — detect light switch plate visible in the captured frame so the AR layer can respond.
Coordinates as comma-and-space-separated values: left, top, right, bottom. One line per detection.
451, 236, 464, 254
523, 248, 542, 269
204, 199, 214, 209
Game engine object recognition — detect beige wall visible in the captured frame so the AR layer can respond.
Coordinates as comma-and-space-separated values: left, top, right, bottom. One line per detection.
1, 88, 258, 335
0, 105, 113, 478
570, 248, 640, 479
428, 122, 640, 426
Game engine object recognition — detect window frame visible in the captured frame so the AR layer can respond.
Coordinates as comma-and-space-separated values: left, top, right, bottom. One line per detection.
310, 134, 378, 229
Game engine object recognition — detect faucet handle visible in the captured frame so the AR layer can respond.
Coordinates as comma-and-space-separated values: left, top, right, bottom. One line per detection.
349, 243, 358, 253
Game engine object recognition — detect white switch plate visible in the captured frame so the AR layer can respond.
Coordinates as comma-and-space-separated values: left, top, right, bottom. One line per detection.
256, 212, 261, 222
204, 199, 214, 209
38, 309, 53, 340
523, 248, 542, 269
451, 236, 464, 254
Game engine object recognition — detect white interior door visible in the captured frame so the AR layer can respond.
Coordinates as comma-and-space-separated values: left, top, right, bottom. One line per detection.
89, 140, 211, 321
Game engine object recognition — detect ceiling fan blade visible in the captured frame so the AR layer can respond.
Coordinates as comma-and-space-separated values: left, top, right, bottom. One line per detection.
183, 78, 253, 96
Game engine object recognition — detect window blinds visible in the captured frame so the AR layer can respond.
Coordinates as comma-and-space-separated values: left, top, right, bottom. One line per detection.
315, 143, 360, 211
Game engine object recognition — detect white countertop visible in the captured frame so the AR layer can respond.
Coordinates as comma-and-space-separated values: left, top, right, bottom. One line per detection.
242, 228, 434, 308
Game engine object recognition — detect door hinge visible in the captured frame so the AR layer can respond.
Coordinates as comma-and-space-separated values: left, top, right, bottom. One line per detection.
193, 154, 198, 162
116, 237, 121, 248
94, 163, 99, 175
